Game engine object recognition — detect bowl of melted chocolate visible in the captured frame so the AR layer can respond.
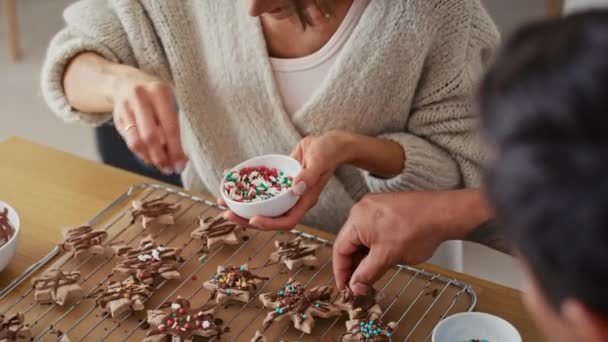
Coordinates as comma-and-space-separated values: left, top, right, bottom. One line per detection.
0, 201, 20, 272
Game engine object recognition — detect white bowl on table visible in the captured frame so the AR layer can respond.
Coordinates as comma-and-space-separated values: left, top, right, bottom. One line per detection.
433, 312, 522, 342
0, 201, 20, 272
221, 154, 302, 219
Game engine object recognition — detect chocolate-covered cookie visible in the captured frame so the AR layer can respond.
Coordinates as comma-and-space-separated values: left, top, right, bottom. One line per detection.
60, 225, 107, 258
339, 313, 397, 342
270, 237, 320, 271
130, 197, 180, 229
334, 287, 384, 320
93, 278, 152, 319
0, 312, 31, 341
32, 269, 83, 306
113, 235, 181, 284
191, 213, 246, 255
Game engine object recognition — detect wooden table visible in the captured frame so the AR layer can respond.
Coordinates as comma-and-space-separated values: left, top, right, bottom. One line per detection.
0, 137, 541, 340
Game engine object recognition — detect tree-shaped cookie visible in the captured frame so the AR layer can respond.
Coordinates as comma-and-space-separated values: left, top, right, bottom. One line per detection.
334, 287, 384, 320
270, 237, 320, 270
191, 213, 246, 255
93, 278, 152, 319
145, 298, 228, 341
339, 312, 397, 342
0, 312, 31, 341
259, 278, 341, 334
32, 269, 83, 306
113, 235, 181, 284
60, 225, 107, 258
203, 264, 267, 305
130, 197, 180, 229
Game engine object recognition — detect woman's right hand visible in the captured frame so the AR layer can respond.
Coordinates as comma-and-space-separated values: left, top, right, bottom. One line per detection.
111, 66, 188, 175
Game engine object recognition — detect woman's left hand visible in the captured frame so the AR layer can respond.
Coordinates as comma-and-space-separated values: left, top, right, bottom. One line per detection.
220, 130, 354, 230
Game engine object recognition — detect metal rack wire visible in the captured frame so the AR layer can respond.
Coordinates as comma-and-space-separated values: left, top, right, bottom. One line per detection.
0, 183, 477, 341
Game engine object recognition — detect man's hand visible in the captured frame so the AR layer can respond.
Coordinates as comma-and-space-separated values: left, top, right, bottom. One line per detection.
333, 190, 491, 295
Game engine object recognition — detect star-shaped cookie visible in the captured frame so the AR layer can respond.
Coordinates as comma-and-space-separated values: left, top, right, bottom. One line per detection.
333, 287, 384, 320
59, 225, 107, 258
93, 278, 152, 319
203, 264, 267, 305
145, 298, 228, 342
259, 278, 341, 334
339, 312, 397, 342
32, 269, 83, 306
0, 312, 31, 342
130, 197, 180, 229
191, 213, 246, 255
113, 235, 181, 284
270, 237, 320, 271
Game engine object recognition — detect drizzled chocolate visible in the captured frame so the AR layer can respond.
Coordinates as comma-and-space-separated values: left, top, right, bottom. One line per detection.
0, 207, 15, 248
204, 265, 268, 305
270, 237, 320, 271
0, 312, 31, 341
32, 270, 80, 293
113, 236, 181, 284
339, 313, 396, 342
60, 225, 107, 257
32, 269, 83, 306
334, 287, 384, 320
130, 197, 179, 227
259, 279, 341, 334
191, 213, 245, 255
145, 298, 228, 341
92, 278, 152, 318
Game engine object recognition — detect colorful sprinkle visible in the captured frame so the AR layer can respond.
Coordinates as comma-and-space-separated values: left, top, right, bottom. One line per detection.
223, 166, 294, 203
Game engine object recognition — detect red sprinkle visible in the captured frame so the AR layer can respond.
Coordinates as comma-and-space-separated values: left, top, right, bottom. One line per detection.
196, 320, 202, 327
178, 308, 185, 314
184, 323, 191, 330
166, 320, 173, 326
191, 275, 198, 281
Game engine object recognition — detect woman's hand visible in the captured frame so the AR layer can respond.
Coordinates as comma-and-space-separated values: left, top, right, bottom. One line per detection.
222, 130, 354, 230
111, 66, 188, 175
332, 190, 491, 295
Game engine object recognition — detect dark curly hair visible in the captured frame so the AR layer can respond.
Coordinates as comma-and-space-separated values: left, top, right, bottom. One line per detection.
481, 10, 608, 315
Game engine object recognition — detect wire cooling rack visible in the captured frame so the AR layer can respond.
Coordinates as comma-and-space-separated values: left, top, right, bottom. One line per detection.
0, 183, 476, 341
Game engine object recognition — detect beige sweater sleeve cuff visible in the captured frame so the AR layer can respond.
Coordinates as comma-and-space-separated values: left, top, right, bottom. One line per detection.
41, 29, 120, 126
364, 132, 461, 192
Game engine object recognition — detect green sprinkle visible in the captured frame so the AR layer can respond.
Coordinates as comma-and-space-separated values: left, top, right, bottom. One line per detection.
172, 313, 177, 318
240, 266, 246, 271
179, 317, 184, 322
226, 289, 231, 294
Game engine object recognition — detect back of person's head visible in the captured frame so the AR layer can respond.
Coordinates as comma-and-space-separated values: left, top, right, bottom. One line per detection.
480, 10, 608, 342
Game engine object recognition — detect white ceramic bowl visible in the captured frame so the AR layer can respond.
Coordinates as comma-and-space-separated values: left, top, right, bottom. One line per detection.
0, 201, 20, 272
221, 155, 302, 219
433, 312, 521, 342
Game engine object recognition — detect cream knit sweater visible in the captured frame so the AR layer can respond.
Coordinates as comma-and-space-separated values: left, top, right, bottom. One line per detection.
41, 0, 500, 232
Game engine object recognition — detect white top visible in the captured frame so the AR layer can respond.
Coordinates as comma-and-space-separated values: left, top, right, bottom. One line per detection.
270, 0, 369, 116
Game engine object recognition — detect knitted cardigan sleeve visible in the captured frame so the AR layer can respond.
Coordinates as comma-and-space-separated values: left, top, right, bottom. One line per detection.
365, 1, 500, 191
41, 0, 136, 126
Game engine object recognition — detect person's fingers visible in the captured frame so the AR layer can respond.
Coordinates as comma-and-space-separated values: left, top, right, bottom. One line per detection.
217, 197, 227, 207
290, 143, 304, 163
333, 220, 363, 290
292, 167, 322, 197
131, 88, 171, 174
149, 83, 188, 172
115, 104, 151, 164
349, 247, 392, 295
223, 211, 250, 226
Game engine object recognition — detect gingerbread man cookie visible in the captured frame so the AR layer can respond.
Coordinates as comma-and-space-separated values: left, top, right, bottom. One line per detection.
60, 225, 107, 258
203, 264, 267, 305
93, 278, 152, 319
32, 269, 83, 306
145, 298, 228, 342
130, 197, 180, 229
270, 237, 320, 271
259, 278, 341, 334
113, 235, 181, 284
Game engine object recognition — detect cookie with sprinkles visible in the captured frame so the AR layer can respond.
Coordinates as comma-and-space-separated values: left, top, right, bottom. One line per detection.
32, 269, 84, 306
0, 312, 31, 342
92, 278, 152, 319
223, 166, 294, 203
113, 235, 182, 284
270, 237, 320, 271
259, 278, 341, 334
191, 213, 246, 254
130, 196, 180, 229
334, 287, 384, 320
59, 225, 107, 258
339, 313, 397, 342
203, 264, 268, 305
145, 298, 228, 342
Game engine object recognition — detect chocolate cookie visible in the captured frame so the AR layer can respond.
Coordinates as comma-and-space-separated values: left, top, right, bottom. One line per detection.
191, 214, 246, 255
334, 288, 384, 320
130, 197, 180, 229
59, 225, 107, 258
113, 235, 181, 284
32, 270, 83, 306
0, 312, 31, 341
270, 237, 320, 271
203, 264, 267, 305
259, 278, 341, 334
145, 298, 228, 341
339, 313, 396, 342
93, 278, 152, 319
